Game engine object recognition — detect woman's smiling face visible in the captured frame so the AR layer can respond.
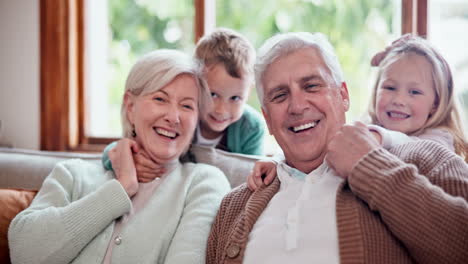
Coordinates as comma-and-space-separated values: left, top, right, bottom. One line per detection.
126, 74, 199, 163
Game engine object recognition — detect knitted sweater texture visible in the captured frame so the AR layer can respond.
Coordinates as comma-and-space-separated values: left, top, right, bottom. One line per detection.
9, 159, 230, 264
206, 140, 468, 264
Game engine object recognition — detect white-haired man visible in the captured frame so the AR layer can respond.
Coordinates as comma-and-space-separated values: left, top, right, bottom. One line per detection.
206, 32, 468, 263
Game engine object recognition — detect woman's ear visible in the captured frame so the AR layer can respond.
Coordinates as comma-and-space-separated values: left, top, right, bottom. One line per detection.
124, 92, 136, 124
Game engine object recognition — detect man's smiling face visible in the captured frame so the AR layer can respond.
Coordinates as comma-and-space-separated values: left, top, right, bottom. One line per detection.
261, 47, 349, 173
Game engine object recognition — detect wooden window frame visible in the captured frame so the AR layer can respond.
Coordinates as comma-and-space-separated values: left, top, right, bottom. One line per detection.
40, 0, 428, 151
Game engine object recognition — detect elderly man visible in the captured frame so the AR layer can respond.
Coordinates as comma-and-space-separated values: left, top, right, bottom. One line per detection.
206, 32, 468, 263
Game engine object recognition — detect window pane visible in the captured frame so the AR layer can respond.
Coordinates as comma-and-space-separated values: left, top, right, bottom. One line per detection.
216, 0, 401, 154
85, 0, 195, 138
428, 0, 468, 117
216, 0, 401, 121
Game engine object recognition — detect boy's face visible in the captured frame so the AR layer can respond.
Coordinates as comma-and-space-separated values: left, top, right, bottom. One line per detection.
375, 54, 436, 134
200, 63, 251, 139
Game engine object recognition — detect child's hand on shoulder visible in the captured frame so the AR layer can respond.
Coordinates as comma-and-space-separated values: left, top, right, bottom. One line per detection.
247, 160, 277, 191
133, 149, 166, 182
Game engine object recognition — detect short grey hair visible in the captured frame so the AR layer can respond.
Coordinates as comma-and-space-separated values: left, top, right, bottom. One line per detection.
121, 49, 207, 138
255, 32, 344, 106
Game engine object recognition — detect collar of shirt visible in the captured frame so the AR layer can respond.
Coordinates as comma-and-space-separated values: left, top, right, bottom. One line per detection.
277, 160, 330, 187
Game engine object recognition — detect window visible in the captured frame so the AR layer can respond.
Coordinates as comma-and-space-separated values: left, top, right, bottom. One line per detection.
428, 0, 468, 114
40, 0, 430, 151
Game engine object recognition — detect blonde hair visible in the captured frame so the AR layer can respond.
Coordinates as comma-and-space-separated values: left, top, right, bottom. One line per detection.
195, 28, 255, 81
121, 49, 209, 138
368, 37, 468, 160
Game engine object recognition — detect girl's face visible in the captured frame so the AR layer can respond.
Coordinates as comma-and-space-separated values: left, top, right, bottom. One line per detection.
375, 54, 437, 134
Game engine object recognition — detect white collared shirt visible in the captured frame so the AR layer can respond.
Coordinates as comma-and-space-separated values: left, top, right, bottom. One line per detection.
243, 161, 343, 264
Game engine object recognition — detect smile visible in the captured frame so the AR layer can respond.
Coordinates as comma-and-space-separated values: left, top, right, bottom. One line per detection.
154, 127, 178, 139
289, 121, 319, 133
387, 111, 410, 119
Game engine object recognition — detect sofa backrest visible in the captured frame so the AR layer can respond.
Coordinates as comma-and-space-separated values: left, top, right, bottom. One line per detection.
0, 145, 263, 190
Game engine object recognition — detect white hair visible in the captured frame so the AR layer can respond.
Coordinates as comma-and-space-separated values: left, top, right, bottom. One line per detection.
121, 49, 207, 138
255, 32, 344, 107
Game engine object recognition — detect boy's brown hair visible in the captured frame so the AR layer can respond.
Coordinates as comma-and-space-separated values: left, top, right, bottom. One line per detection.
195, 28, 255, 80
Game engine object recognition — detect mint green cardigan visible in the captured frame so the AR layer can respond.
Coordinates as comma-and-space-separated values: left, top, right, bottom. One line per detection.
9, 159, 230, 264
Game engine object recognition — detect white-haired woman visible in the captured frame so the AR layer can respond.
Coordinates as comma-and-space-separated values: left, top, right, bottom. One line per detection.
9, 50, 231, 264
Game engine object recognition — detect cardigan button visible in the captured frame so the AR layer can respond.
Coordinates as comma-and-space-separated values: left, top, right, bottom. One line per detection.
114, 235, 122, 245
226, 244, 240, 258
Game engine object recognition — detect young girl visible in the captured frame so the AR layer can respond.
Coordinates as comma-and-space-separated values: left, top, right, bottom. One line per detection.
102, 28, 265, 181
248, 34, 468, 190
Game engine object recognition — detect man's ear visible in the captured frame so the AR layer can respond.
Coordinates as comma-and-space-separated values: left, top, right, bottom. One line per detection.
340, 82, 350, 111
261, 107, 273, 135
124, 92, 136, 125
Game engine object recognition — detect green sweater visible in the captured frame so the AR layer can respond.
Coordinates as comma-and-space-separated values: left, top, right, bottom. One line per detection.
9, 159, 230, 264
223, 104, 265, 155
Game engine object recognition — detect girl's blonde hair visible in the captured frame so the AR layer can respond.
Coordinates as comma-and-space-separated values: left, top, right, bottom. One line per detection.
368, 36, 467, 160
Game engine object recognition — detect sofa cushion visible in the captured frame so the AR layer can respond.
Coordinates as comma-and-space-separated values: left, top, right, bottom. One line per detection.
0, 188, 37, 263
191, 144, 262, 188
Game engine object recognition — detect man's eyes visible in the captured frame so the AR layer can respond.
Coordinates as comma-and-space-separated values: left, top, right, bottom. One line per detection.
211, 92, 218, 98
230, 96, 241, 101
271, 93, 287, 102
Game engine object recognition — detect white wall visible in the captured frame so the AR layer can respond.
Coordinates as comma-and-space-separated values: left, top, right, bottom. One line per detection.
0, 1, 40, 149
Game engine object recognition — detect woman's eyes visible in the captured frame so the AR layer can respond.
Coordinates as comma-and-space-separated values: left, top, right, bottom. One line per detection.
153, 96, 165, 102
182, 104, 195, 110
211, 92, 218, 98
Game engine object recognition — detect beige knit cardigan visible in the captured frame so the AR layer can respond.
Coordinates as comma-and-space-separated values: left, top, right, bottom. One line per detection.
206, 141, 468, 264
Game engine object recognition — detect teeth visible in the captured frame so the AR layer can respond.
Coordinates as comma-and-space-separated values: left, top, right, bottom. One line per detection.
156, 128, 176, 138
388, 112, 409, 118
293, 122, 317, 132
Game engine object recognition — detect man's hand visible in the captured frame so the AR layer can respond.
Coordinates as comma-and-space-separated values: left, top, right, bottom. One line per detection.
326, 122, 380, 179
108, 138, 139, 197
133, 148, 166, 183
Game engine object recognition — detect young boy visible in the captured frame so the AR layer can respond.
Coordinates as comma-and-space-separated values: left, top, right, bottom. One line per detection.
102, 28, 264, 176
194, 28, 264, 155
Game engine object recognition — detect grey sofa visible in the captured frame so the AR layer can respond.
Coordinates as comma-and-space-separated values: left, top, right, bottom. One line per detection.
0, 145, 262, 190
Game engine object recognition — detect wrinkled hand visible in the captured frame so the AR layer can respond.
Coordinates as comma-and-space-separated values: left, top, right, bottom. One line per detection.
108, 138, 139, 197
247, 160, 277, 191
326, 122, 380, 179
133, 148, 166, 183
371, 33, 415, 66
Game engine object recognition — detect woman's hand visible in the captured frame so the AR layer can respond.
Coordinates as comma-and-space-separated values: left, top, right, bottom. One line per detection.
247, 160, 277, 191
133, 148, 166, 183
108, 138, 139, 197
326, 122, 380, 179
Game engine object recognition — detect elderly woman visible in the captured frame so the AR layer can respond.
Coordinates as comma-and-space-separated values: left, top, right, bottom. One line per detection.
8, 50, 231, 264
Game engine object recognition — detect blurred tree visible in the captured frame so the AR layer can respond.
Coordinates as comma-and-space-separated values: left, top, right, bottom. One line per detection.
216, 0, 398, 121
104, 0, 399, 133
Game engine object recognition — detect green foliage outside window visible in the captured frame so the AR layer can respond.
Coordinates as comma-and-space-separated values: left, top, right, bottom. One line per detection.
106, 0, 399, 131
